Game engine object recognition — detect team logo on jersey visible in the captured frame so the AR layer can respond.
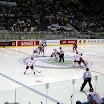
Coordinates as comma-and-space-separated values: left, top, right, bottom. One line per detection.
19, 56, 92, 69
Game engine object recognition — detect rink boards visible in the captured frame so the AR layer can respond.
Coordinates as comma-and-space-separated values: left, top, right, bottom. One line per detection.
0, 39, 104, 48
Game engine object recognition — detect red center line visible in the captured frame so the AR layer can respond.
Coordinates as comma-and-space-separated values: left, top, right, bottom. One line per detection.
81, 68, 104, 75
6, 48, 31, 55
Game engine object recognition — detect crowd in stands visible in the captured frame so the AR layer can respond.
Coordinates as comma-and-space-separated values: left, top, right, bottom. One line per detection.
79, 0, 104, 32
0, 0, 104, 33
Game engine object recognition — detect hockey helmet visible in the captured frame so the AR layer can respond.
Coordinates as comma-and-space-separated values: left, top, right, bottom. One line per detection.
31, 57, 33, 60
80, 53, 82, 56
86, 68, 89, 71
76, 101, 81, 104
89, 88, 93, 92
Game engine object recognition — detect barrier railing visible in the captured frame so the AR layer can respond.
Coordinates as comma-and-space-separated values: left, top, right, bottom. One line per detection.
0, 28, 103, 40
1, 75, 104, 104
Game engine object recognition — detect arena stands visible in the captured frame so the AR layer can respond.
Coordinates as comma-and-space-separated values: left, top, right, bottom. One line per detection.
0, 0, 104, 34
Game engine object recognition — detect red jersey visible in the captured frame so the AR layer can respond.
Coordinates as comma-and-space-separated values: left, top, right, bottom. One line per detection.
73, 43, 77, 48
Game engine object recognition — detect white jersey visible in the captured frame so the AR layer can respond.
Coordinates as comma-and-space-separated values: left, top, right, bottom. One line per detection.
53, 51, 58, 58
79, 54, 82, 58
33, 48, 39, 53
74, 54, 81, 61
26, 59, 35, 67
87, 92, 103, 104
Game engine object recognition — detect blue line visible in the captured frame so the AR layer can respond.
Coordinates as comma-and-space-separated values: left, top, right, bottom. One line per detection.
0, 73, 63, 104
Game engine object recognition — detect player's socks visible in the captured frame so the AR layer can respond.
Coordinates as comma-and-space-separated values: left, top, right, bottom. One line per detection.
24, 69, 27, 74
25, 69, 27, 72
84, 62, 87, 67
73, 62, 75, 66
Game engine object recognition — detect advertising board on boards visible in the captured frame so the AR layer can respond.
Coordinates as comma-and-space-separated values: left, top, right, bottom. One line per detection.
60, 40, 77, 44
77, 39, 104, 44
46, 40, 60, 45
0, 41, 16, 46
17, 41, 39, 46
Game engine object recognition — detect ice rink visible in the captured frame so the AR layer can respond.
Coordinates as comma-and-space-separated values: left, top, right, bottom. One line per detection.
0, 44, 104, 104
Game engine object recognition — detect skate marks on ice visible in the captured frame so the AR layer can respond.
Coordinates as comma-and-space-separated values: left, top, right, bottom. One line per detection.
19, 56, 92, 69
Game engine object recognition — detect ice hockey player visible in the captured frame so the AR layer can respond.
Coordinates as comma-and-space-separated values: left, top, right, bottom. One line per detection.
79, 53, 87, 67
86, 88, 104, 104
24, 57, 35, 74
41, 40, 47, 49
38, 45, 44, 55
73, 52, 81, 67
33, 48, 39, 56
73, 42, 77, 52
49, 49, 60, 61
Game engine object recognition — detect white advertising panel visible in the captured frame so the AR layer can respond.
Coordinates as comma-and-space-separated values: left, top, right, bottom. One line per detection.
77, 39, 104, 44
100, 39, 104, 43
47, 40, 60, 45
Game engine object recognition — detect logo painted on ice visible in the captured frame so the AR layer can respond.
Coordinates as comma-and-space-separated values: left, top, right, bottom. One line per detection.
19, 57, 92, 69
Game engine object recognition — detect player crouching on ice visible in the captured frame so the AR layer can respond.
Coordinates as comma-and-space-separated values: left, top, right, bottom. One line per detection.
38, 45, 45, 56
80, 53, 87, 67
24, 57, 35, 74
48, 49, 60, 61
33, 47, 39, 56
73, 52, 87, 68
73, 52, 81, 67
86, 88, 104, 104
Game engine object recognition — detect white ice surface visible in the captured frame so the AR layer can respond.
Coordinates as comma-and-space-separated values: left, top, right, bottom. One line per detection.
0, 45, 104, 104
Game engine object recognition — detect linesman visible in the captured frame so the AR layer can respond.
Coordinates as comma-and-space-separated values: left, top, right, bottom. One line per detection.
80, 68, 93, 91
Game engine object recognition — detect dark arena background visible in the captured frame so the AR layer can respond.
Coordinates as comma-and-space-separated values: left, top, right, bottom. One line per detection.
0, 0, 104, 104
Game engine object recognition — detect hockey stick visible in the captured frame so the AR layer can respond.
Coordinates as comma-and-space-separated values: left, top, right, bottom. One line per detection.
82, 90, 87, 96
35, 70, 41, 73
83, 91, 94, 104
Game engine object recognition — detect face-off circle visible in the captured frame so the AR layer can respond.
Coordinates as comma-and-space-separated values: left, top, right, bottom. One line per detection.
19, 56, 92, 69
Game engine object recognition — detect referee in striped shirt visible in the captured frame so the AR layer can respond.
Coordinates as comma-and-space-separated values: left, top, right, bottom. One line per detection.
59, 47, 64, 62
